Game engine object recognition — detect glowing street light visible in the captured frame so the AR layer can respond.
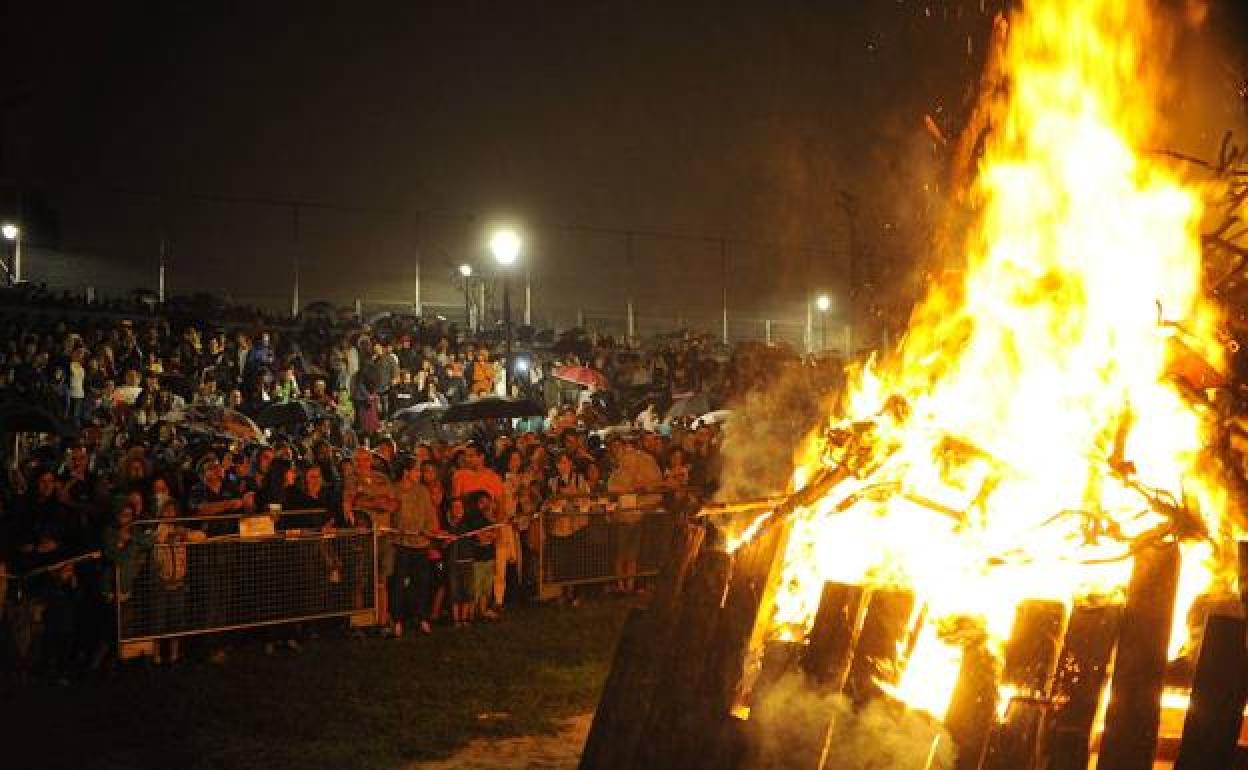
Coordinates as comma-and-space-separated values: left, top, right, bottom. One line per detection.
815, 293, 832, 351
489, 229, 522, 266
458, 264, 476, 331
490, 229, 522, 394
2, 224, 20, 284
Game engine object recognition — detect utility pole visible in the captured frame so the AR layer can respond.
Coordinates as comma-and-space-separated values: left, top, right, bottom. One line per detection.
290, 205, 301, 319
158, 237, 167, 304
524, 266, 532, 326
413, 249, 423, 316
720, 238, 729, 346
626, 232, 636, 340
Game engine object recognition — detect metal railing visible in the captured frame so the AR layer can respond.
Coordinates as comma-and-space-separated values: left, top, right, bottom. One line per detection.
116, 510, 376, 643
536, 497, 678, 598
103, 497, 681, 647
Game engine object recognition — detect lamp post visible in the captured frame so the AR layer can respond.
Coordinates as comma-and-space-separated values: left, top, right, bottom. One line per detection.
458, 264, 474, 331
816, 293, 831, 352
2, 224, 20, 284
490, 229, 522, 395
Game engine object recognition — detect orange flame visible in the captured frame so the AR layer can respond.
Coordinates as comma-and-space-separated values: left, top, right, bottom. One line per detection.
767, 0, 1231, 720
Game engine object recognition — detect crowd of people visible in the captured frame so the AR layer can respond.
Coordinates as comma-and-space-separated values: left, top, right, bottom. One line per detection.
0, 299, 831, 682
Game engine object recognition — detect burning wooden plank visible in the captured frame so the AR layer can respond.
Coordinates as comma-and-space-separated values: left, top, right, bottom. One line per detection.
981, 600, 1068, 770
802, 581, 868, 692
945, 620, 1000, 770
1172, 614, 1248, 770
1046, 603, 1123, 770
845, 589, 918, 705
1098, 542, 1181, 770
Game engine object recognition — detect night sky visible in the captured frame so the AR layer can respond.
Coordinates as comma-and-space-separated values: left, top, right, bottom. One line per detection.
1, 1, 1247, 332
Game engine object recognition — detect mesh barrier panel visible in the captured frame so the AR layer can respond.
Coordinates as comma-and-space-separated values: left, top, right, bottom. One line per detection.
540, 506, 676, 589
120, 528, 375, 641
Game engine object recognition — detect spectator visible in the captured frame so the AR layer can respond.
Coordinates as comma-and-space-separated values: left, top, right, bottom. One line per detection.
442, 497, 476, 627
392, 457, 439, 636
607, 436, 662, 595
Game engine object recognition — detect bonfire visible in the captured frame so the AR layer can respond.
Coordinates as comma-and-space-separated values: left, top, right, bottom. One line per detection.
582, 1, 1248, 769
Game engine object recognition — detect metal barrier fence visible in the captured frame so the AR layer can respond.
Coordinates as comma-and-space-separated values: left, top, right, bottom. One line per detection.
537, 500, 677, 598
117, 511, 376, 644
110, 499, 680, 646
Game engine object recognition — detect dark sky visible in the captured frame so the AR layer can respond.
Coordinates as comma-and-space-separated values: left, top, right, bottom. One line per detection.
1, 1, 1246, 332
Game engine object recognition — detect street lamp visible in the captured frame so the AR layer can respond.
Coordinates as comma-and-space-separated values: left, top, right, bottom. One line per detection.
490, 229, 523, 395
815, 294, 831, 352
2, 224, 19, 284
458, 264, 474, 332
490, 230, 521, 266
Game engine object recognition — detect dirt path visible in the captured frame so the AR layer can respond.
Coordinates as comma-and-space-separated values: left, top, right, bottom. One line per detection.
408, 714, 591, 770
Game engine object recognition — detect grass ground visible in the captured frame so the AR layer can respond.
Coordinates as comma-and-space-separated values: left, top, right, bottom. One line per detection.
0, 601, 629, 770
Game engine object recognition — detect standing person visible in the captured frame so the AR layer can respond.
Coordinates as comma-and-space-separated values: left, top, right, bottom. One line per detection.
497, 448, 528, 608
342, 447, 398, 631
469, 347, 494, 398
188, 457, 251, 663
375, 339, 400, 416
547, 453, 588, 605
420, 459, 450, 623
151, 498, 205, 664
450, 443, 504, 503
392, 457, 440, 636
67, 347, 86, 426
464, 491, 498, 620
607, 436, 662, 595
390, 369, 420, 415
442, 497, 476, 626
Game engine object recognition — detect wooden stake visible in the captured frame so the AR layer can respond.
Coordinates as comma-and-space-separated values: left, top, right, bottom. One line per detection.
1046, 603, 1123, 770
636, 550, 734, 769
983, 700, 1048, 770
945, 623, 1000, 770
1238, 540, 1248, 613
845, 589, 916, 704
692, 525, 787, 770
579, 522, 704, 770
803, 581, 867, 692
1003, 600, 1068, 695
704, 520, 788, 719
1098, 542, 1181, 770
1173, 614, 1248, 770
982, 600, 1068, 770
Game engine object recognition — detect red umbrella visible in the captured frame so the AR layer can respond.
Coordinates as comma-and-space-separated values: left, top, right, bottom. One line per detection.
553, 365, 609, 389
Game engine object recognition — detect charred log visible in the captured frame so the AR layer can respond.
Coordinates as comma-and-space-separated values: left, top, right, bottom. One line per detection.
1045, 603, 1123, 770
802, 581, 868, 692
1173, 614, 1248, 770
982, 600, 1068, 770
845, 589, 917, 705
1098, 542, 1181, 770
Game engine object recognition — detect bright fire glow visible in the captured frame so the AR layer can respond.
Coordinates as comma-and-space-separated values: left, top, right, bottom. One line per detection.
761, 0, 1232, 720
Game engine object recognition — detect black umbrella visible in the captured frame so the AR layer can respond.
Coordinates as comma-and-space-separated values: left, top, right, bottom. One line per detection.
255, 400, 329, 429
390, 404, 464, 443
168, 405, 266, 444
441, 397, 545, 424
0, 403, 76, 437
666, 393, 711, 421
